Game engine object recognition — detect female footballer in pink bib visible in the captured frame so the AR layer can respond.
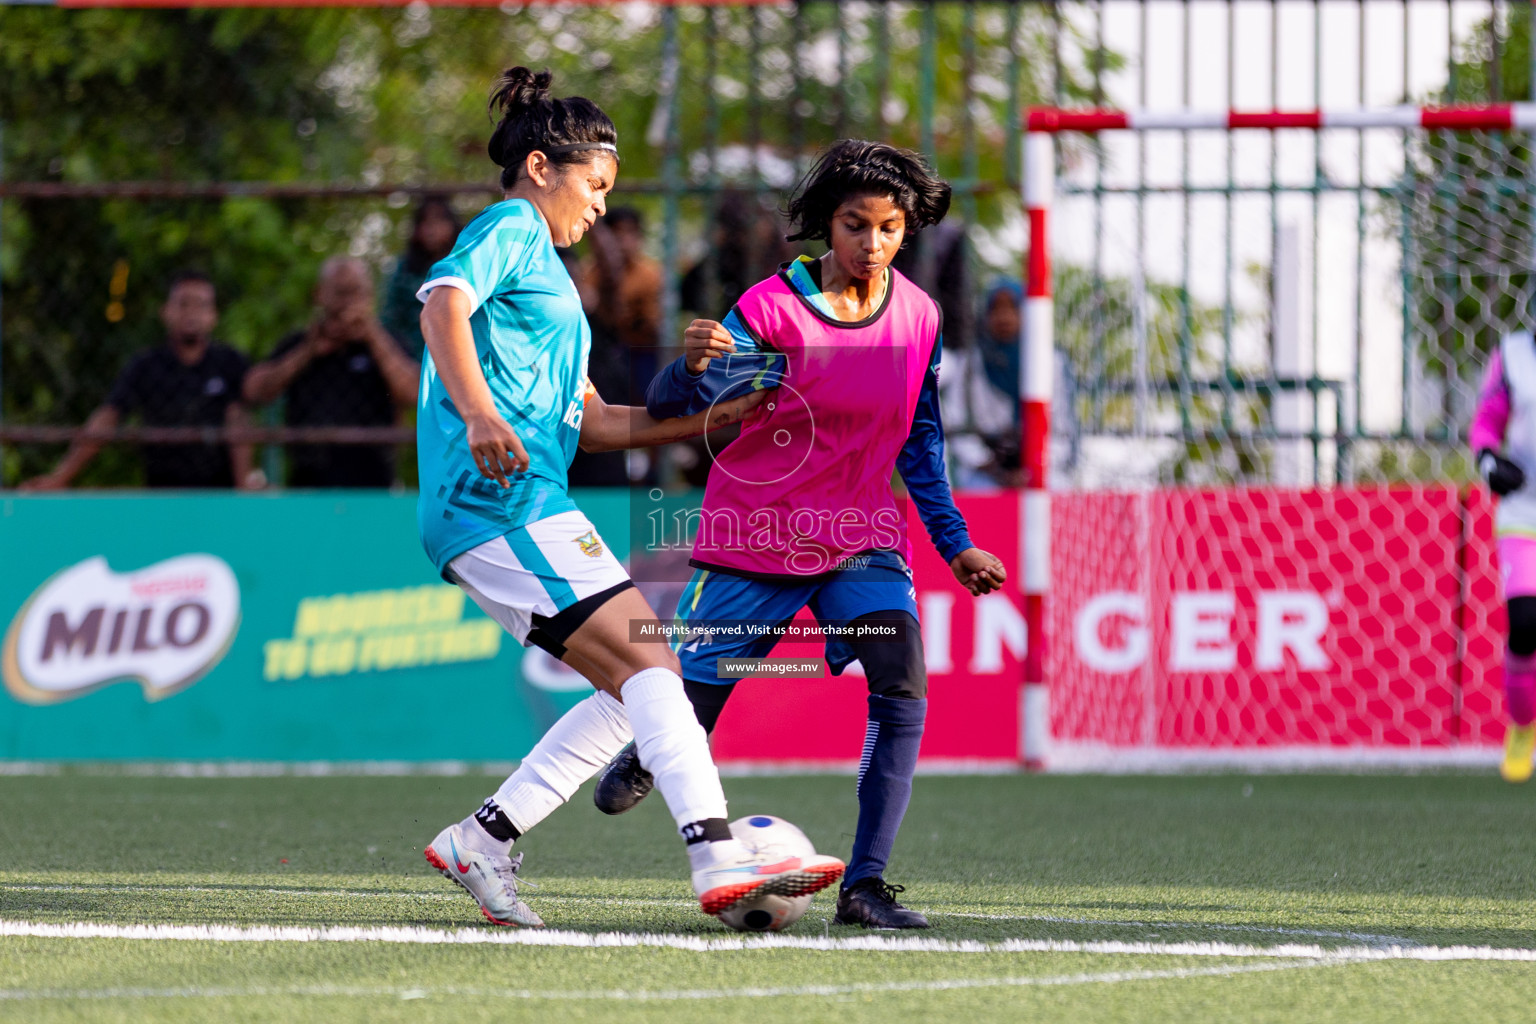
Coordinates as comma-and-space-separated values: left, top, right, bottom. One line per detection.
595, 140, 1007, 928
1471, 331, 1536, 782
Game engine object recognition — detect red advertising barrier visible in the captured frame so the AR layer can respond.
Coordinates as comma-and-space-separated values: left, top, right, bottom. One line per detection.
1461, 485, 1505, 746
1049, 486, 1503, 759
711, 486, 1504, 767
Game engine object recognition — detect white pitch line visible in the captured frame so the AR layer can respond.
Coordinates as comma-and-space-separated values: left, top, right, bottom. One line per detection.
943, 912, 1419, 948
2, 920, 1534, 962
0, 886, 1440, 947
0, 959, 1335, 1002
0, 885, 1422, 947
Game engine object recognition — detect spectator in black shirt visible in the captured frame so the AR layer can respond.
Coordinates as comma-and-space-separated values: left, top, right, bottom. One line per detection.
243, 257, 419, 488
21, 270, 254, 490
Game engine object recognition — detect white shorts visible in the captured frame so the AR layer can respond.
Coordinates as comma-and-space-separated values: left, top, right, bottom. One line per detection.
448, 510, 632, 656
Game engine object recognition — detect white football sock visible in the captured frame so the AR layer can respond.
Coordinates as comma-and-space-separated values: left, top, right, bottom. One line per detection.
490, 689, 632, 836
687, 834, 748, 871
620, 667, 734, 835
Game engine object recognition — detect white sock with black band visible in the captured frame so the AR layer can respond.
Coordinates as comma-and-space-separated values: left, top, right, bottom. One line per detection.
486, 688, 633, 840
620, 666, 743, 868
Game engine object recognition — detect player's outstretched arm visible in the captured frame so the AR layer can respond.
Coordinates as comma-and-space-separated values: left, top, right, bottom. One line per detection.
421, 286, 529, 486
579, 387, 772, 453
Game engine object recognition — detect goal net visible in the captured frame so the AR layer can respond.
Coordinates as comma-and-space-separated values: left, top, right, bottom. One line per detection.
1026, 107, 1523, 768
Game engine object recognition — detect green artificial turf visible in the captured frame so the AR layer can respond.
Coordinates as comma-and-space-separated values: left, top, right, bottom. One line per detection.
2, 771, 1535, 1022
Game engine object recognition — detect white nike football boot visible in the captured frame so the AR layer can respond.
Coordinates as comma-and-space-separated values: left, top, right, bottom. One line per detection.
692, 844, 845, 916
424, 820, 544, 927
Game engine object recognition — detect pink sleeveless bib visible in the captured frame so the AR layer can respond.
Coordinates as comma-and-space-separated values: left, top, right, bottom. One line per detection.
690, 266, 941, 578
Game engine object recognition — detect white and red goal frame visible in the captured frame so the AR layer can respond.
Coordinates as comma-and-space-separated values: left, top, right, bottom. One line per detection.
1018, 106, 1526, 770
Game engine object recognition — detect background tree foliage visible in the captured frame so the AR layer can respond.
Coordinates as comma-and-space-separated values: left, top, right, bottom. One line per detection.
0, 3, 1096, 485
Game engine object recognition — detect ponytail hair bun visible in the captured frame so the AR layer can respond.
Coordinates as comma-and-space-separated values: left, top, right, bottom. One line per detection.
486, 66, 618, 189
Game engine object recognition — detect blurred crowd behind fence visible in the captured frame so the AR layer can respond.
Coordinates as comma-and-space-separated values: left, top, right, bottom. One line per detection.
0, 1, 1531, 493
0, 0, 1056, 491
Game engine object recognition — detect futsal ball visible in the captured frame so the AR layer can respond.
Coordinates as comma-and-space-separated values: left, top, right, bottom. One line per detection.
716, 815, 820, 932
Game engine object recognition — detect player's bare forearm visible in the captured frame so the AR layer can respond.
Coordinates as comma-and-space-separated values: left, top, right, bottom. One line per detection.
421, 289, 497, 419
421, 287, 529, 484
580, 389, 771, 453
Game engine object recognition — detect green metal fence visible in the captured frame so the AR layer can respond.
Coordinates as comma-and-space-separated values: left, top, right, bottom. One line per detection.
1, 1, 1531, 491
0, 1, 1069, 488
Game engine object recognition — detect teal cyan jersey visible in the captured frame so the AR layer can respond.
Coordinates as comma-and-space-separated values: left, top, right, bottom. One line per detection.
415, 198, 593, 575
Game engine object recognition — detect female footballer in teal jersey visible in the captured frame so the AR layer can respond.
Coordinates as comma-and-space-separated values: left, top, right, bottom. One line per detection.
416, 67, 843, 927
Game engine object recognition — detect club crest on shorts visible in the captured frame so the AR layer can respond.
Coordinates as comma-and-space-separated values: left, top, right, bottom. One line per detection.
573, 530, 604, 559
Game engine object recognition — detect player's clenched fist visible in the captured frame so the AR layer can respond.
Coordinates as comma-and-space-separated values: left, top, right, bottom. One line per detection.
466, 410, 530, 487
684, 319, 737, 374
951, 547, 1007, 597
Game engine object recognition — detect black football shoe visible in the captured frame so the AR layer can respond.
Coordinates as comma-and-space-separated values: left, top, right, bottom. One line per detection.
593, 741, 654, 815
834, 877, 930, 929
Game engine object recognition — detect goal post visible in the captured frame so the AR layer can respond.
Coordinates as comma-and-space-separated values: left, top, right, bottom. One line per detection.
1019, 106, 1531, 769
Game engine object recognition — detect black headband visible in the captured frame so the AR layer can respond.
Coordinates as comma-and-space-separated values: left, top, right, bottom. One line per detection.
542, 142, 619, 158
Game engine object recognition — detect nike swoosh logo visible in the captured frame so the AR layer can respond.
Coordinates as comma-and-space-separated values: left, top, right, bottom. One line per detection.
720, 857, 802, 875
451, 837, 471, 875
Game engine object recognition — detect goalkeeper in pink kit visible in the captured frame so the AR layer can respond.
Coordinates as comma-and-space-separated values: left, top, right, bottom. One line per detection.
1471, 331, 1536, 781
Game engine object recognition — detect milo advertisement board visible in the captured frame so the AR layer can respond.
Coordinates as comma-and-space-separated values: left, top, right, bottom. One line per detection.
0, 493, 625, 760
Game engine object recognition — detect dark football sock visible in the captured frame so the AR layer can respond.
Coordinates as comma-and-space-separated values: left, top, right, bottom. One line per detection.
681, 817, 733, 845
846, 694, 927, 886
682, 678, 737, 734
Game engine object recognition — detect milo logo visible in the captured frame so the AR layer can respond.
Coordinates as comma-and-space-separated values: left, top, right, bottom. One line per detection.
2, 555, 241, 705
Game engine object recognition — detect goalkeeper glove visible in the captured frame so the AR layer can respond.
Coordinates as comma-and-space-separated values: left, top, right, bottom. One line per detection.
1480, 448, 1527, 496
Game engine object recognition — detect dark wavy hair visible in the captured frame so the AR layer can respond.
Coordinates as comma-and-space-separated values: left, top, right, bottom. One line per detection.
487, 67, 619, 190
783, 140, 951, 244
